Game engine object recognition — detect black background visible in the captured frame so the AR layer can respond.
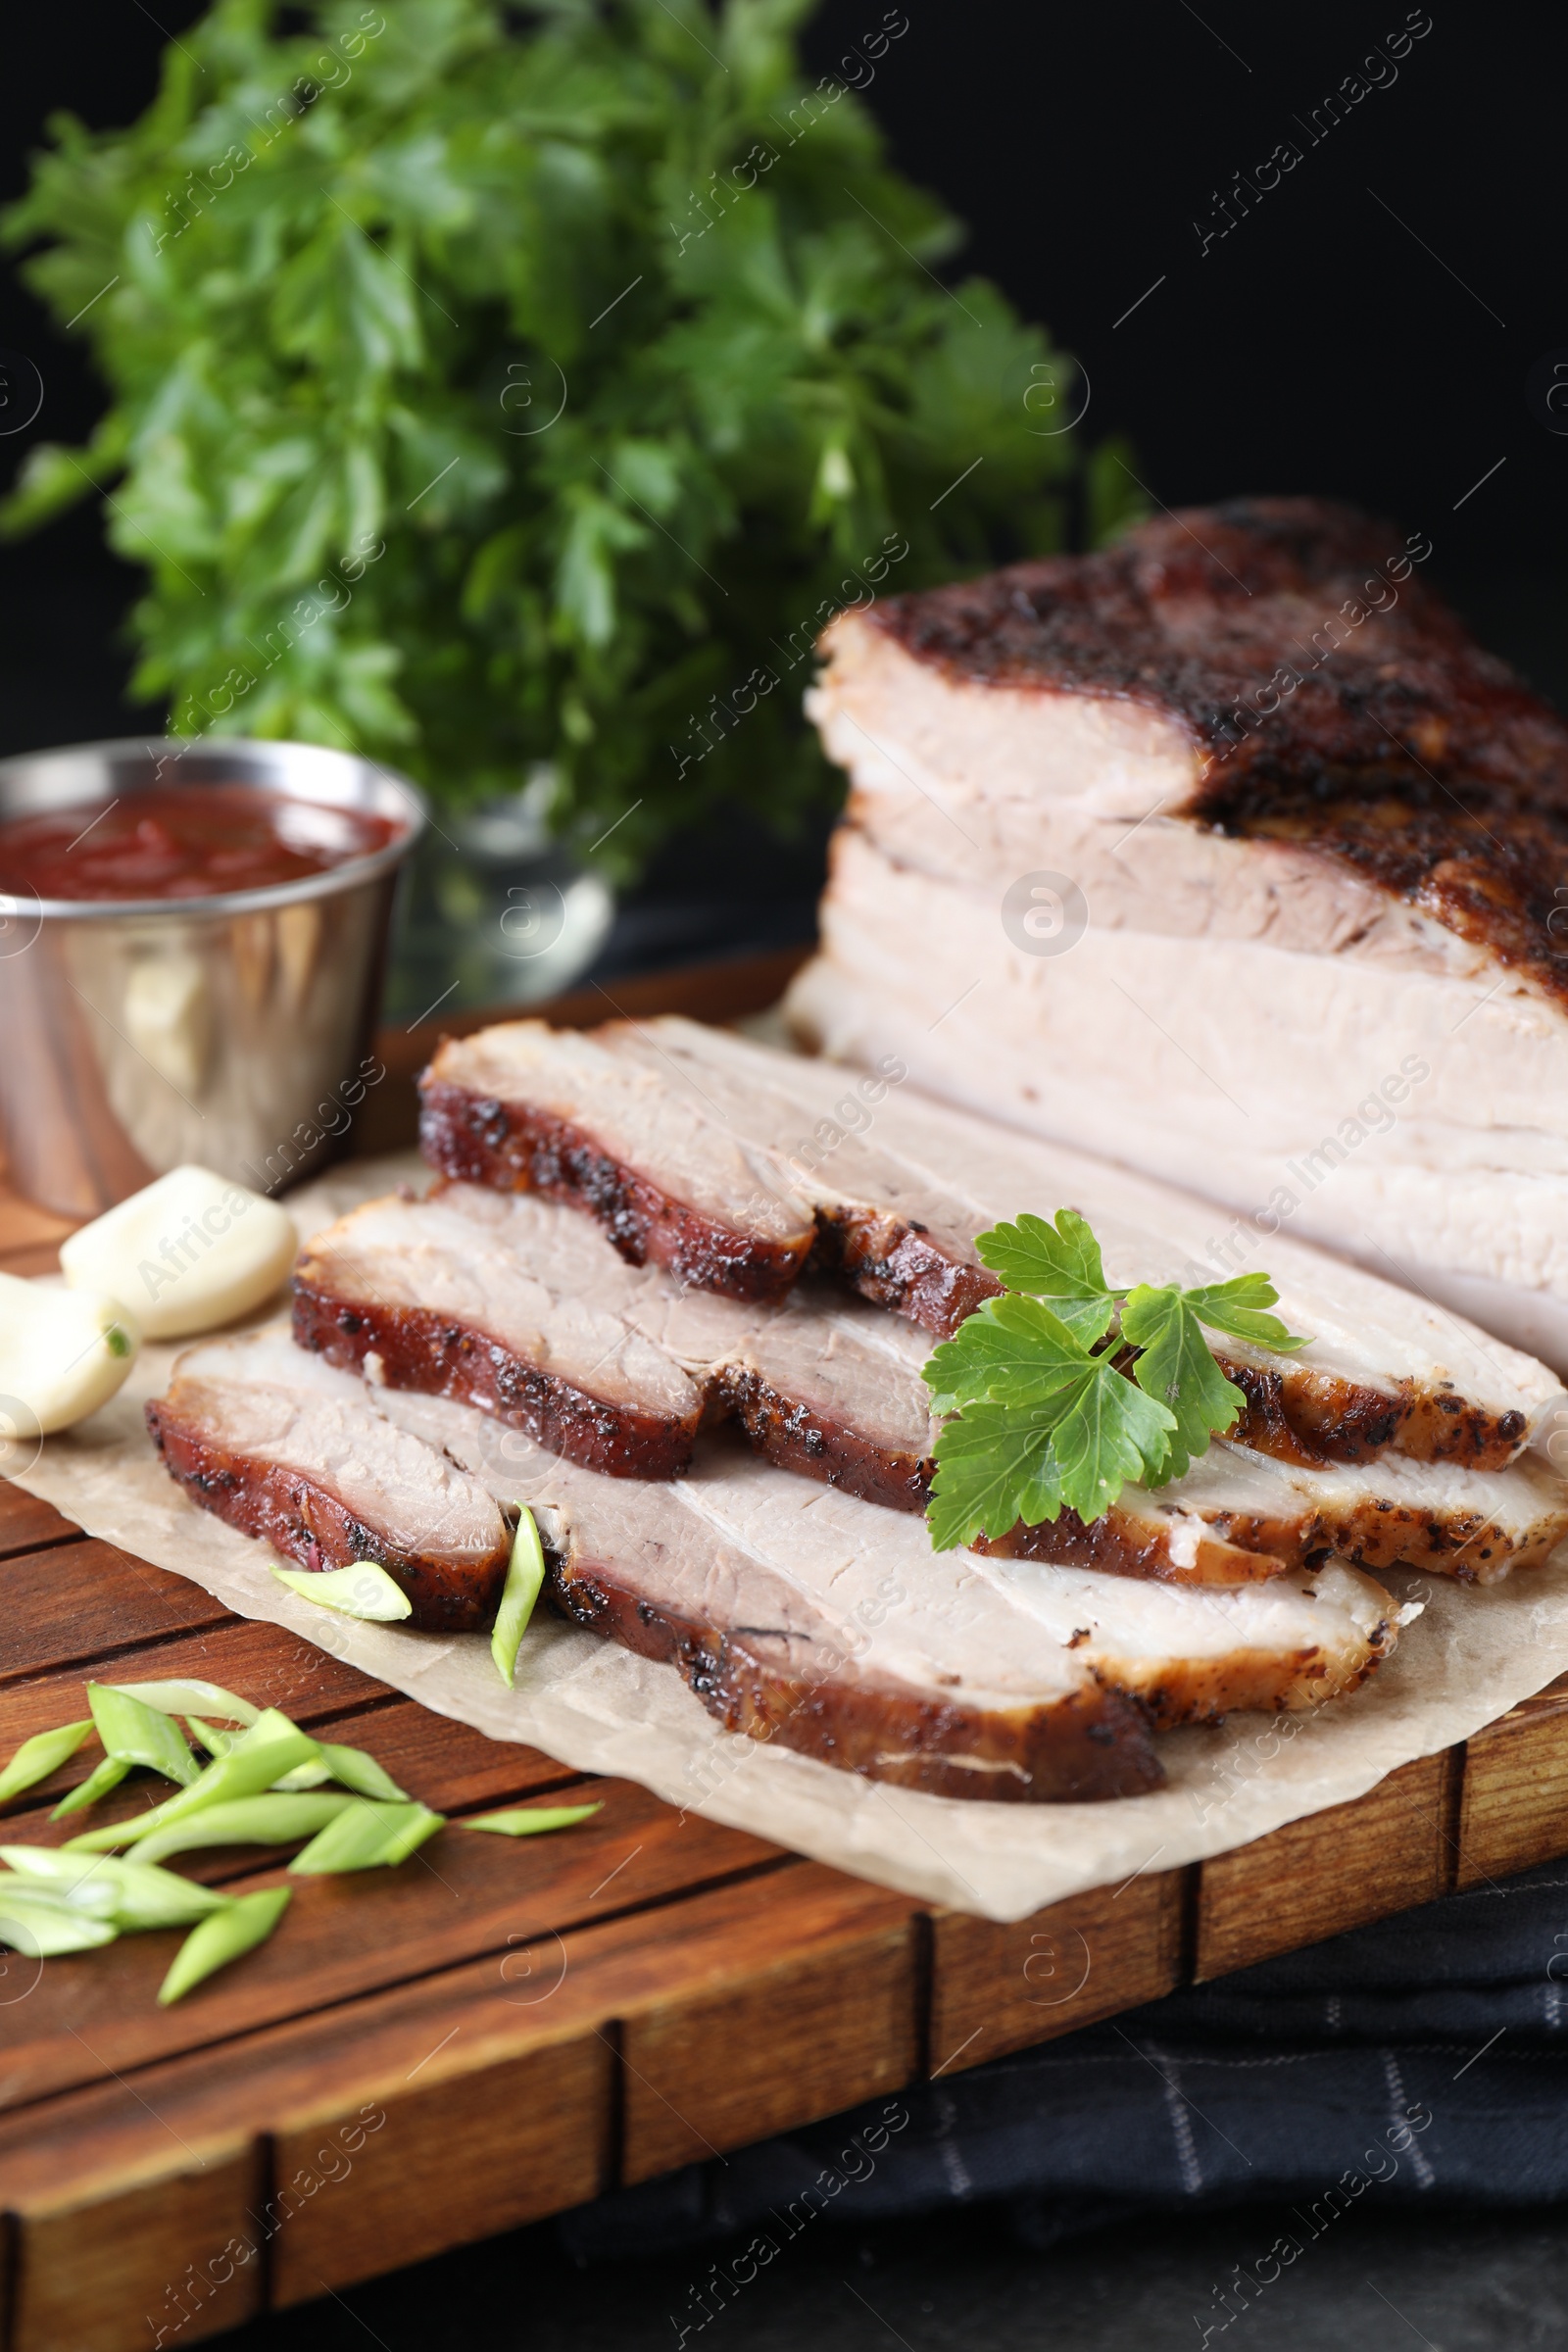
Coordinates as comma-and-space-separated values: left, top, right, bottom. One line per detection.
2, 1, 1563, 781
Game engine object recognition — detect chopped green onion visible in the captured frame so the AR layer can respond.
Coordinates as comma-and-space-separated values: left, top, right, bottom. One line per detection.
289, 1800, 445, 1875
65, 1708, 324, 1849
51, 1754, 130, 1818
184, 1717, 236, 1759
0, 1719, 92, 1807
0, 1846, 228, 1930
0, 1890, 119, 1956
317, 1743, 409, 1802
491, 1506, 546, 1688
86, 1685, 200, 1786
271, 1562, 413, 1621
0, 1860, 119, 1917
106, 1680, 260, 1727
159, 1885, 291, 2005
129, 1792, 355, 1867
461, 1802, 603, 1837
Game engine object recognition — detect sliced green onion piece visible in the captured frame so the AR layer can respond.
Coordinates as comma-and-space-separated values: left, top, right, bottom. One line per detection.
66, 1708, 324, 1849
106, 1680, 260, 1727
317, 1742, 409, 1802
159, 1885, 290, 2005
271, 1562, 413, 1621
289, 1800, 445, 1875
0, 1860, 119, 1917
184, 1717, 236, 1759
129, 1792, 355, 1866
0, 1719, 93, 1806
491, 1506, 546, 1688
0, 1846, 228, 1930
87, 1685, 200, 1786
0, 1890, 119, 1956
461, 1801, 603, 1837
51, 1754, 131, 1818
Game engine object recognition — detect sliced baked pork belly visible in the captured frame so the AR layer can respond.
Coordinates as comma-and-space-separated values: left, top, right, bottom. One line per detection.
679, 1270, 1568, 1585
293, 1187, 711, 1478
381, 1395, 1408, 1792
418, 1020, 814, 1300
300, 1166, 1568, 1587
596, 1017, 1566, 1471
788, 497, 1568, 1371
145, 1329, 512, 1631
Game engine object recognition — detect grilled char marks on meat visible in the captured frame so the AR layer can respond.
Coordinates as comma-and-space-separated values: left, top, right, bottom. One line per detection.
548, 1532, 1164, 1803
808, 1200, 1002, 1333
874, 496, 1568, 1004
418, 1023, 815, 1303
145, 1331, 513, 1632
292, 1279, 701, 1481
291, 1191, 706, 1480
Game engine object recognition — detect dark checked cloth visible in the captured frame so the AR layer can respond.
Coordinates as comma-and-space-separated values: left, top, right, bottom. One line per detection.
560, 1857, 1568, 2259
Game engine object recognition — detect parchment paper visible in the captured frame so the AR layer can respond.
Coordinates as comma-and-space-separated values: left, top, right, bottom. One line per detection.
9, 1150, 1568, 1925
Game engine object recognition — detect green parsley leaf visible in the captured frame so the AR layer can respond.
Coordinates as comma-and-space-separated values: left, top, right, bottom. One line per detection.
924, 1209, 1308, 1543
973, 1211, 1118, 1345
1121, 1286, 1246, 1483
1179, 1274, 1311, 1353
926, 1402, 1065, 1551
924, 1294, 1100, 1416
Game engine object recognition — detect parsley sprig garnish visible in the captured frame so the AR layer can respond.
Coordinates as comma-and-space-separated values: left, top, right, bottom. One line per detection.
923, 1212, 1310, 1550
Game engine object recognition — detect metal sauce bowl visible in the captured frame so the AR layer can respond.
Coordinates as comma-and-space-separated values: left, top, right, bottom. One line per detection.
0, 738, 424, 1216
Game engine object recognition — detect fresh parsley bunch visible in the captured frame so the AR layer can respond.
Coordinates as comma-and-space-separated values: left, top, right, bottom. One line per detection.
0, 0, 1140, 872
923, 1212, 1310, 1550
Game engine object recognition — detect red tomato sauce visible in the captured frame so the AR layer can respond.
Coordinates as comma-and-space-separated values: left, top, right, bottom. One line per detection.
0, 783, 400, 902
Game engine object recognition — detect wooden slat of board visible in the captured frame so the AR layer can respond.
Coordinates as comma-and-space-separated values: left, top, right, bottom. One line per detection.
0, 1859, 910, 2339
0, 1615, 390, 1751
927, 1868, 1185, 2074
614, 1868, 918, 2183
1456, 1674, 1568, 1888
10, 2150, 267, 2352
0, 1785, 782, 2111
1193, 1751, 1455, 1981
0, 1542, 233, 1684
0, 1485, 79, 1561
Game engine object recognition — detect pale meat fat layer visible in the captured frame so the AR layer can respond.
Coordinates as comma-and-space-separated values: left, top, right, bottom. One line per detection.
429, 1021, 812, 1247
631, 1014, 1565, 1427
812, 616, 1498, 979
165, 1329, 508, 1566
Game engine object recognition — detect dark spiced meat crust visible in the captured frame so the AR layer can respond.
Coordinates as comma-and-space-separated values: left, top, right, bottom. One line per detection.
869, 497, 1568, 1004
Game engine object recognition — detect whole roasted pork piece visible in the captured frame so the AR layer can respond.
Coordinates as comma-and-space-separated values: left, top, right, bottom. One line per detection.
788, 497, 1568, 1371
419, 1014, 1566, 1472
296, 1182, 1568, 1585
380, 1393, 1412, 1800
145, 1329, 513, 1631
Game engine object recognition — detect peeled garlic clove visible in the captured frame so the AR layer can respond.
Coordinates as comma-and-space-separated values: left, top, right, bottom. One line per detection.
59, 1165, 296, 1341
0, 1275, 139, 1438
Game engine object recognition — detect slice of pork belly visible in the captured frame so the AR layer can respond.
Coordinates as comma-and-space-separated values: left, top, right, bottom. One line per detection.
376, 1392, 1161, 1802
418, 1021, 814, 1300
293, 1188, 709, 1478
699, 1281, 1568, 1585
797, 498, 1568, 1369
385, 1396, 1404, 1761
145, 1328, 512, 1631
603, 1016, 1565, 1470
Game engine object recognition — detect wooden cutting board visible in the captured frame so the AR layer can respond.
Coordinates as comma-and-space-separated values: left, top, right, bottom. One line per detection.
3, 950, 1567, 2352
